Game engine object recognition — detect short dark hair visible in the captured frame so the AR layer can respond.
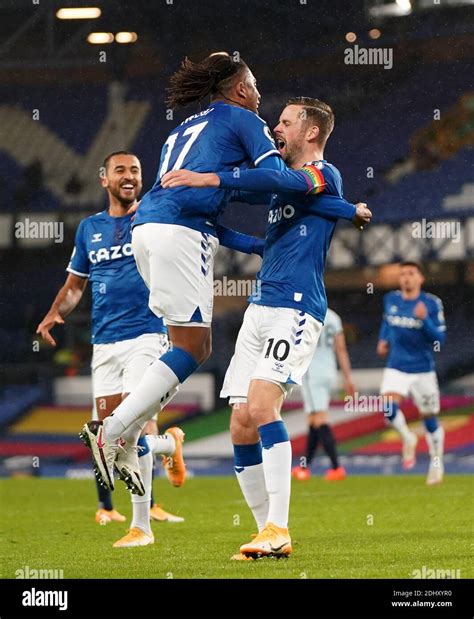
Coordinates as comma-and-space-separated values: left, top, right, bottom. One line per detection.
286, 97, 335, 145
102, 150, 137, 171
166, 52, 249, 109
400, 261, 424, 274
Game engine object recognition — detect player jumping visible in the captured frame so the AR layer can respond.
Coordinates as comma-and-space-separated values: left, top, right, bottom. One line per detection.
37, 152, 186, 547
292, 307, 355, 482
162, 97, 372, 558
79, 52, 289, 495
377, 261, 446, 485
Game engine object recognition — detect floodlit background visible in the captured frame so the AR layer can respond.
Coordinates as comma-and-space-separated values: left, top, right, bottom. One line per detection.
1, 0, 473, 480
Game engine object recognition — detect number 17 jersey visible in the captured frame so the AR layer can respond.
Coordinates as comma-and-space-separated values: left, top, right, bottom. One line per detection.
133, 101, 279, 236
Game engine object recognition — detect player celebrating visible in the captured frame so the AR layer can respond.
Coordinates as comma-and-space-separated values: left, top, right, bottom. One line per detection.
377, 262, 446, 485
292, 307, 355, 482
79, 52, 288, 495
162, 97, 372, 558
37, 151, 186, 548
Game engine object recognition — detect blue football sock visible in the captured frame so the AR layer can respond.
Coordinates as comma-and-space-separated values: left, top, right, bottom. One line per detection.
234, 442, 262, 471
95, 475, 113, 511
159, 347, 199, 383
258, 420, 290, 448
382, 399, 399, 422
423, 416, 439, 433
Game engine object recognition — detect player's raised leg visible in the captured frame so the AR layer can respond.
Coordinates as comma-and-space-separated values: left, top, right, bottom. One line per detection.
85, 223, 216, 492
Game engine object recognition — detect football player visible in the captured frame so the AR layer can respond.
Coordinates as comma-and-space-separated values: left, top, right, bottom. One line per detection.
37, 152, 185, 547
377, 262, 446, 485
79, 52, 286, 496
292, 307, 355, 482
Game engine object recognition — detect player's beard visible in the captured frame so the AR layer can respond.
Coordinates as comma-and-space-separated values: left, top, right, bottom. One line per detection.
283, 141, 301, 167
110, 184, 139, 208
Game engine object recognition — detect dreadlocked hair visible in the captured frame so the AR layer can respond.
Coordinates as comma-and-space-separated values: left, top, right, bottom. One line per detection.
166, 52, 248, 109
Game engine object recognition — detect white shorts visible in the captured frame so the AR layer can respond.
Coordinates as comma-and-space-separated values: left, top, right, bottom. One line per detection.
221, 304, 323, 404
301, 372, 337, 413
380, 368, 440, 415
132, 223, 219, 327
92, 332, 169, 399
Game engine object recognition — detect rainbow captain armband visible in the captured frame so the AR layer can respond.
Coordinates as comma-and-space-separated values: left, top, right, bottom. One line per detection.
299, 163, 326, 195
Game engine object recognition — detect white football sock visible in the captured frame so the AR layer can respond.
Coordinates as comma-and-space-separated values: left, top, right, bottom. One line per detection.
390, 409, 413, 441
145, 433, 176, 456
130, 450, 153, 535
118, 386, 181, 445
425, 426, 445, 459
105, 360, 179, 442
235, 463, 269, 532
262, 441, 292, 529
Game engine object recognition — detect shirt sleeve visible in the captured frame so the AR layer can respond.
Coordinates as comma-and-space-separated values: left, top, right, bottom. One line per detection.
218, 168, 355, 220
67, 220, 90, 278
233, 109, 281, 167
421, 297, 446, 345
215, 224, 264, 256
378, 295, 390, 341
229, 153, 284, 205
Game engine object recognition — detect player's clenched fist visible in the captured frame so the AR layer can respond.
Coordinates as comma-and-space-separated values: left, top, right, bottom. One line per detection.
36, 311, 64, 347
352, 202, 372, 229
161, 170, 220, 189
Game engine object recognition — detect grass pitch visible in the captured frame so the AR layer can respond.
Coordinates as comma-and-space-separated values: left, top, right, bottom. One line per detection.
0, 475, 471, 579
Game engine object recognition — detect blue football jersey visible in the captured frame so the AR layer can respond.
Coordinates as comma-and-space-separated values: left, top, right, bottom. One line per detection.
378, 290, 446, 373
218, 160, 355, 324
67, 211, 166, 345
134, 101, 280, 235
251, 162, 352, 323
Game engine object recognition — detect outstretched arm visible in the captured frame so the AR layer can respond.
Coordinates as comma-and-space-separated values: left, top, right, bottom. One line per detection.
36, 274, 87, 346
162, 167, 371, 225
